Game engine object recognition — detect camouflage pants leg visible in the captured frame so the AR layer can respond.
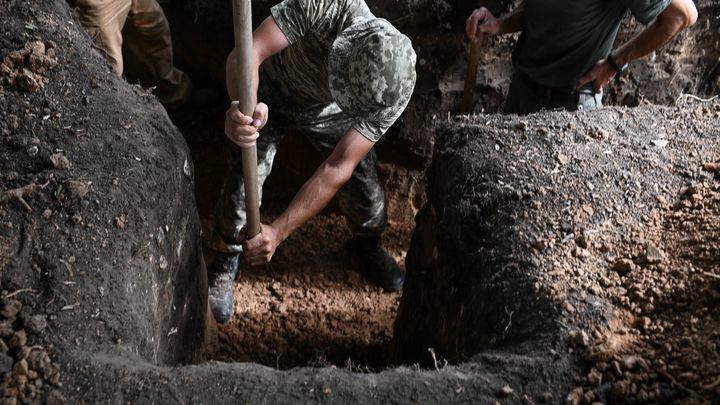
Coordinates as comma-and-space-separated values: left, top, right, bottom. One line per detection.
210, 126, 284, 253
295, 106, 387, 238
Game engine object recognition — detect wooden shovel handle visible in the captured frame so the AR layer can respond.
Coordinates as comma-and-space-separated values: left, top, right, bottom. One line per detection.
231, 0, 261, 238
461, 38, 483, 114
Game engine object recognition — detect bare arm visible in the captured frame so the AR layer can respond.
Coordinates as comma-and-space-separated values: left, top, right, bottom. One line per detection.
225, 16, 290, 148
577, 0, 697, 91
613, 0, 697, 67
466, 3, 525, 42
243, 129, 376, 265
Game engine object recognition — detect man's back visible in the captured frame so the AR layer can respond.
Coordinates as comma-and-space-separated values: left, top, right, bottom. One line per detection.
263, 0, 374, 108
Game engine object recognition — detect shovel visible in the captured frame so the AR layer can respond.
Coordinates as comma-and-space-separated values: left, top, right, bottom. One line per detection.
231, 0, 261, 238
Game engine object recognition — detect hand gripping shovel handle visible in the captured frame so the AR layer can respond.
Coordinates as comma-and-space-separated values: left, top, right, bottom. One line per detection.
231, 0, 261, 238
460, 37, 483, 114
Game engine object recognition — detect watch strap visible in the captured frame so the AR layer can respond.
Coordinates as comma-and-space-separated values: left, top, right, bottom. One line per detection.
606, 52, 628, 74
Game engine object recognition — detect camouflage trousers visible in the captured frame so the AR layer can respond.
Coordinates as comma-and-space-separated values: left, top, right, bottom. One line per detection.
209, 71, 387, 254
503, 70, 603, 115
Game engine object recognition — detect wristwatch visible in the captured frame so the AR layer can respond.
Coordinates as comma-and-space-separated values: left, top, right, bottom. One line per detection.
606, 52, 629, 75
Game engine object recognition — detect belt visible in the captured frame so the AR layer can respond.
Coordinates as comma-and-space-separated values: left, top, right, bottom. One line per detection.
517, 71, 578, 98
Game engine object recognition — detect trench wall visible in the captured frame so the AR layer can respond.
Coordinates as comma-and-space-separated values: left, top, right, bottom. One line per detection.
394, 104, 720, 369
1, 0, 719, 403
0, 0, 208, 366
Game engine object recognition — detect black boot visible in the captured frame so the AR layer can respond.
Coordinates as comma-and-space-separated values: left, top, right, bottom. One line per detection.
351, 236, 404, 292
207, 252, 240, 324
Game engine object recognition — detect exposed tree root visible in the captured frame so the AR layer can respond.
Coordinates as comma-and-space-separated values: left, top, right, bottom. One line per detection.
703, 376, 720, 391
703, 271, 720, 280
0, 183, 37, 212
675, 93, 719, 105
2, 288, 37, 299
659, 371, 710, 404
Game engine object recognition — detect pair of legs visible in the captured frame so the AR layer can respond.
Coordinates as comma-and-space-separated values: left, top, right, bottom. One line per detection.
72, 0, 191, 107
503, 70, 603, 115
211, 104, 387, 253
207, 96, 402, 323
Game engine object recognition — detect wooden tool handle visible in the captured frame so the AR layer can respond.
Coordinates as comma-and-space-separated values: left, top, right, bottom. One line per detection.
461, 38, 483, 114
231, 0, 261, 238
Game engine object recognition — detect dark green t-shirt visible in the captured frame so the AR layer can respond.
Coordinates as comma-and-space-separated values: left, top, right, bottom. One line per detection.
514, 0, 671, 87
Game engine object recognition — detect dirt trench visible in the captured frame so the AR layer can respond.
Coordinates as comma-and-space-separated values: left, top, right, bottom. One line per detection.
167, 0, 720, 374
183, 112, 426, 369
0, 0, 719, 403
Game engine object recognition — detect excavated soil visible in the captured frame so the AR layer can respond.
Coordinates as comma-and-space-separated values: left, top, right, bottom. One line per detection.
0, 0, 718, 403
392, 103, 719, 403
571, 176, 720, 403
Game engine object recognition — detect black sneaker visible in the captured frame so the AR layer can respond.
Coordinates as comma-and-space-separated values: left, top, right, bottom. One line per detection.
207, 252, 240, 324
351, 236, 404, 292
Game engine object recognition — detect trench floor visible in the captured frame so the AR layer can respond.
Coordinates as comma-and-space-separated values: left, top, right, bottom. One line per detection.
175, 104, 424, 369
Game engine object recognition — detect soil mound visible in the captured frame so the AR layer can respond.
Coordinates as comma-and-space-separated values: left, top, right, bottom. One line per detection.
396, 104, 720, 402
0, 0, 718, 403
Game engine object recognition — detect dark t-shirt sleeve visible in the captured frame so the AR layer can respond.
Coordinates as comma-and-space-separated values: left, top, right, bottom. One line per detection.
622, 0, 672, 24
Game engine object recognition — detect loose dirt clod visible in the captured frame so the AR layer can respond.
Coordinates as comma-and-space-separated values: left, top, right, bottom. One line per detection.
49, 154, 72, 170
703, 162, 720, 172
643, 243, 665, 264
0, 184, 37, 212
612, 259, 635, 275
497, 385, 513, 397
64, 180, 90, 199
0, 40, 58, 92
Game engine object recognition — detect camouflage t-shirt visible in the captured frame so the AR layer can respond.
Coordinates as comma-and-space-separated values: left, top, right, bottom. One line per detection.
263, 0, 411, 142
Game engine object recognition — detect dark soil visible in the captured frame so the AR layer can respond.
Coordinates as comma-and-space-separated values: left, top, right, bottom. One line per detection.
0, 0, 718, 403
1, 0, 207, 400
572, 163, 720, 403
395, 104, 719, 403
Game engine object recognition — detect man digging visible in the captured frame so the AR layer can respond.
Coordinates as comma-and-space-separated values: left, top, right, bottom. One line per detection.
206, 0, 417, 323
465, 0, 697, 114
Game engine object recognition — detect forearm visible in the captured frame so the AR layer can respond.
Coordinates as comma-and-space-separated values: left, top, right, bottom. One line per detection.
225, 48, 260, 101
270, 162, 350, 242
498, 3, 525, 35
225, 16, 290, 100
269, 129, 373, 244
613, 0, 697, 66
